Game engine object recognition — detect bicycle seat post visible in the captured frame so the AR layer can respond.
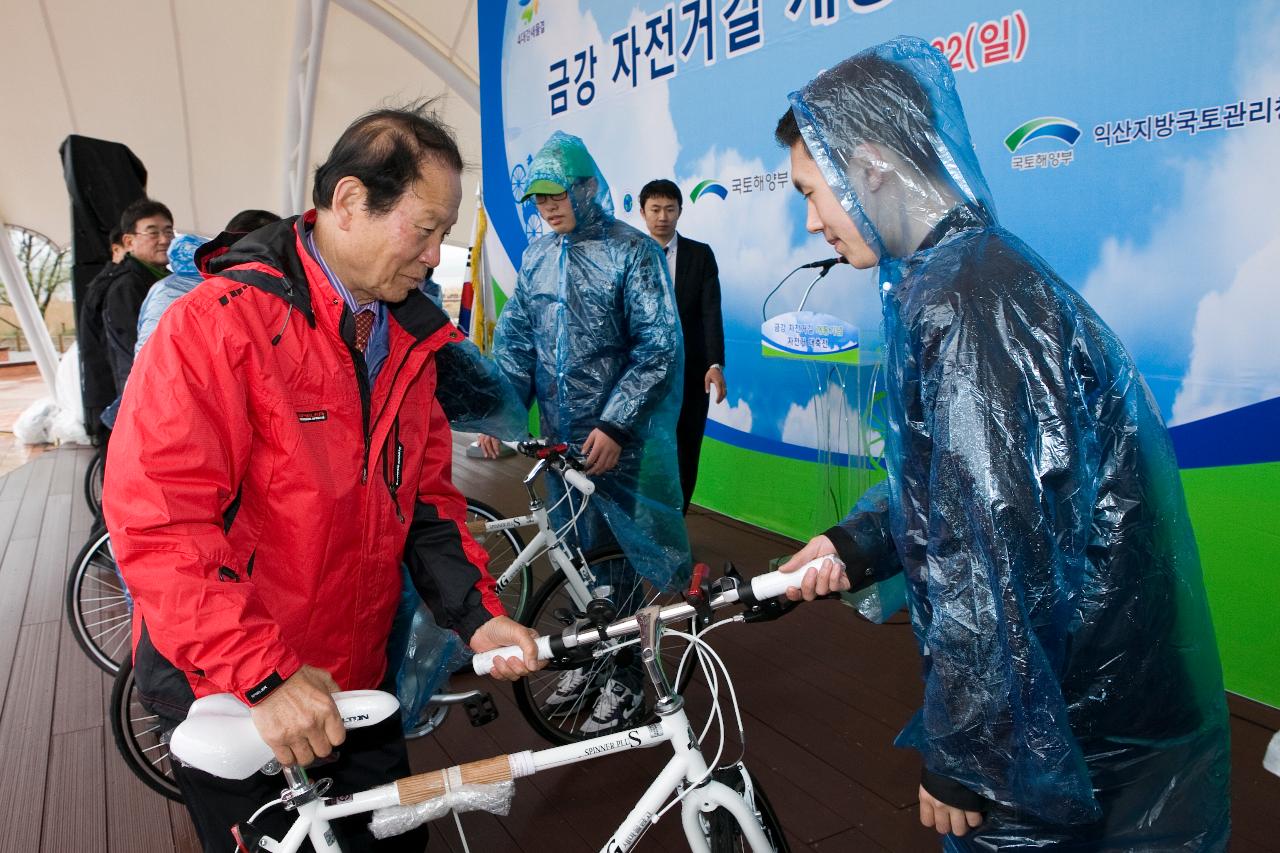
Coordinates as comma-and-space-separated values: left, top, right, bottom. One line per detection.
636, 605, 681, 714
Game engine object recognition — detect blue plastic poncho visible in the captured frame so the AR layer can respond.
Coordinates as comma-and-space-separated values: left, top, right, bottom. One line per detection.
493, 131, 690, 587
792, 37, 1230, 849
134, 233, 208, 357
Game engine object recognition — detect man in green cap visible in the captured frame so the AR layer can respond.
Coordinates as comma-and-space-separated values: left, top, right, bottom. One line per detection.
480, 131, 691, 734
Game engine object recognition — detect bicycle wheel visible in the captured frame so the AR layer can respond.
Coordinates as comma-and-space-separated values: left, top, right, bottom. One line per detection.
513, 549, 694, 745
109, 656, 184, 802
705, 765, 789, 853
466, 498, 529, 621
65, 527, 131, 674
84, 448, 105, 519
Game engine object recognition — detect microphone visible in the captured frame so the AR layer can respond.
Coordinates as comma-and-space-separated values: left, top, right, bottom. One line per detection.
799, 256, 848, 270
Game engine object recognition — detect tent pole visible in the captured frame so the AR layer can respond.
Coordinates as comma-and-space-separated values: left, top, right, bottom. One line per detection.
281, 0, 329, 215
333, 0, 480, 111
0, 228, 61, 396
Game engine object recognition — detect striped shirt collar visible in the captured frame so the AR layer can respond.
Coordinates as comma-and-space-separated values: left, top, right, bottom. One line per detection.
304, 227, 380, 317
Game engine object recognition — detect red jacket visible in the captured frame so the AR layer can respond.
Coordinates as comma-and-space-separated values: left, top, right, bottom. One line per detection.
104, 213, 503, 712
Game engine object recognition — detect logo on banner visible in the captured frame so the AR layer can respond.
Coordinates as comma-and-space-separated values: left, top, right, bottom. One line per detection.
1005, 116, 1080, 172
516, 0, 544, 44
622, 193, 634, 213
690, 179, 728, 203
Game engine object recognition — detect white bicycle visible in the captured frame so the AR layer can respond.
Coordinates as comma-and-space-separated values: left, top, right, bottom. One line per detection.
472, 439, 695, 744
169, 560, 839, 852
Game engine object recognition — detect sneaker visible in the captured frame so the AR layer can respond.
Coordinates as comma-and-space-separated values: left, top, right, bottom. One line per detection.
541, 666, 595, 716
579, 677, 644, 734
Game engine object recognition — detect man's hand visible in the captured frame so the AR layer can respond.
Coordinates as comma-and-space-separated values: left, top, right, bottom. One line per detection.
704, 366, 727, 404
477, 434, 503, 459
470, 616, 546, 681
918, 785, 982, 837
581, 428, 621, 475
778, 534, 851, 601
249, 665, 345, 768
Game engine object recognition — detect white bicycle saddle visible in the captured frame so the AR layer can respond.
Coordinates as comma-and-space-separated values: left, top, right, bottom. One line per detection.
169, 689, 400, 780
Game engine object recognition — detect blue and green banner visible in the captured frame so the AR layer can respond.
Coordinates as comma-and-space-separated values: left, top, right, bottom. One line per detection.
480, 0, 1280, 707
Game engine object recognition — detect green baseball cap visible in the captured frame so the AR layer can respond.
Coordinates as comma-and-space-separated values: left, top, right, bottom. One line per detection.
521, 178, 567, 201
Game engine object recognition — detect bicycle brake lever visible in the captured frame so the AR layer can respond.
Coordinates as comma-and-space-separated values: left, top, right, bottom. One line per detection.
741, 595, 801, 624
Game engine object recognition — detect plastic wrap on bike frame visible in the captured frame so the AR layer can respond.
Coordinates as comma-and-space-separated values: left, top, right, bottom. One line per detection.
788, 36, 1230, 848
368, 780, 515, 839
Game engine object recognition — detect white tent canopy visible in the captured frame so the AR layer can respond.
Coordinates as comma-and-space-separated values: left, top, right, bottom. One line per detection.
0, 0, 483, 395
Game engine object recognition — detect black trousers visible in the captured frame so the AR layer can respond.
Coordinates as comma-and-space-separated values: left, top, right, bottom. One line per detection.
675, 376, 710, 515
172, 715, 430, 852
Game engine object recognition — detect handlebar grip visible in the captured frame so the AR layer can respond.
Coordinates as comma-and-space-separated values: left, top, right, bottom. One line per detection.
472, 635, 554, 675
749, 556, 843, 600
562, 467, 595, 496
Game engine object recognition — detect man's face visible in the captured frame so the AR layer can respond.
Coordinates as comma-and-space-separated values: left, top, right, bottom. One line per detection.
789, 142, 878, 269
641, 196, 681, 243
342, 159, 462, 305
536, 191, 576, 234
124, 215, 174, 267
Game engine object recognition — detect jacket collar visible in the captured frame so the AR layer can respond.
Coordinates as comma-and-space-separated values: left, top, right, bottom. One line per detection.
203, 210, 455, 345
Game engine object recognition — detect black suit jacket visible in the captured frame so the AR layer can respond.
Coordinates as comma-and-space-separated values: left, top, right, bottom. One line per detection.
673, 234, 725, 382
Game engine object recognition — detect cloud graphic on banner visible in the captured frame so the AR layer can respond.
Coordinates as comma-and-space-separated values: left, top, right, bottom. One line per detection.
709, 395, 753, 432
780, 383, 883, 459
1173, 236, 1280, 423
673, 146, 882, 333
1080, 4, 1280, 426
501, 3, 677, 217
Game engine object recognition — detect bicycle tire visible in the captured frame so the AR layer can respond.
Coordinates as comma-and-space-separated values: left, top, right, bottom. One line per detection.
465, 498, 529, 621
65, 526, 131, 675
84, 448, 105, 519
109, 656, 184, 802
706, 765, 789, 853
513, 549, 694, 745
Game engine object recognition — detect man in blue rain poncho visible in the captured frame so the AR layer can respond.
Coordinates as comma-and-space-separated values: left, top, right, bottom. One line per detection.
481, 131, 691, 733
777, 38, 1230, 850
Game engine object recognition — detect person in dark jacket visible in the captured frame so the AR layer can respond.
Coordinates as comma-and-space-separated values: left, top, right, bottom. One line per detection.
639, 179, 726, 513
78, 211, 166, 443
103, 197, 172, 392
777, 37, 1230, 850
103, 103, 543, 851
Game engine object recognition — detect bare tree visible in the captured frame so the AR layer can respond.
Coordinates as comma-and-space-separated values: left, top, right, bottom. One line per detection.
2, 225, 71, 336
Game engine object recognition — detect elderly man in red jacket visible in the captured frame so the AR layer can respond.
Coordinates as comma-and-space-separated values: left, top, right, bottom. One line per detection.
103, 102, 541, 851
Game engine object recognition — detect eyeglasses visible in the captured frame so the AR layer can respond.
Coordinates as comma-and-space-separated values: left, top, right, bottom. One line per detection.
130, 227, 175, 240
531, 191, 568, 204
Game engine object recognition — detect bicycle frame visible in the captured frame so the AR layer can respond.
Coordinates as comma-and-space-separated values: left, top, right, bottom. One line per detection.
482, 449, 606, 611
234, 704, 770, 853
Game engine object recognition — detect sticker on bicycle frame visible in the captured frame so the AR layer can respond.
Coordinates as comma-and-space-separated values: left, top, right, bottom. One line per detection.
323, 794, 354, 805
584, 729, 645, 757
606, 816, 651, 853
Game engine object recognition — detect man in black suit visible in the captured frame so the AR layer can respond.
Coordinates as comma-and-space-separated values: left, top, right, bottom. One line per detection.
639, 179, 725, 514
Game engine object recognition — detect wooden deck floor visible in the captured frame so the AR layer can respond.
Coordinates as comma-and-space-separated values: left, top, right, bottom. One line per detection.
1, 443, 1277, 852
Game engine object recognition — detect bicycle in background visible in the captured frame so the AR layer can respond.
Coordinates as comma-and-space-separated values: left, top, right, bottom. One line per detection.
466, 439, 695, 744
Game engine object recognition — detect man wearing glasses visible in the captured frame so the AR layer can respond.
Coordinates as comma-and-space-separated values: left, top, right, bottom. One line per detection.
79, 197, 173, 441
481, 131, 690, 734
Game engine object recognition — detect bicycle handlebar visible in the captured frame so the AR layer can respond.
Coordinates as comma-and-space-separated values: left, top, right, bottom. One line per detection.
471, 557, 842, 675
561, 466, 595, 496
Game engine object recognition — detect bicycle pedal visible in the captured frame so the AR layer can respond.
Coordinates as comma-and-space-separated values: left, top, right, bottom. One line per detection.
464, 692, 499, 727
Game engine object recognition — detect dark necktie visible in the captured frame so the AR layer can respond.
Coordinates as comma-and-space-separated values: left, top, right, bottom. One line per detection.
354, 311, 375, 353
